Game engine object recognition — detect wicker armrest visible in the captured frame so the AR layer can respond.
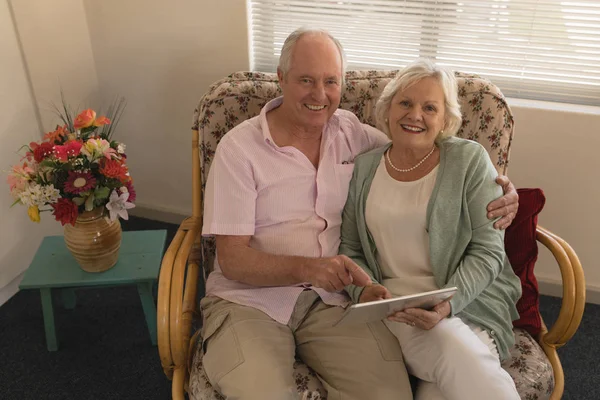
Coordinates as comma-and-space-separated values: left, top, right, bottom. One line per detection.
157, 216, 202, 400
535, 225, 585, 400
535, 225, 585, 347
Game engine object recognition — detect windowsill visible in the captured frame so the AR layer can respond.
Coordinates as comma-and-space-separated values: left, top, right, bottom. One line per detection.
506, 97, 600, 116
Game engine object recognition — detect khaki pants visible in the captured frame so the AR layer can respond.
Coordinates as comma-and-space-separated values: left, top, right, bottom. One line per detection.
200, 291, 412, 400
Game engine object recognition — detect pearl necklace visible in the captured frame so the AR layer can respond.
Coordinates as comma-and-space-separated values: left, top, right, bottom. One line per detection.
385, 146, 436, 173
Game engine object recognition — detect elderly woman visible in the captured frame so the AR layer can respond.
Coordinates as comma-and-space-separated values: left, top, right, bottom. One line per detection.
340, 59, 522, 400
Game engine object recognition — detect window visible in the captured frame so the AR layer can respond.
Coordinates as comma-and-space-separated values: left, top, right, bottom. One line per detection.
248, 0, 600, 106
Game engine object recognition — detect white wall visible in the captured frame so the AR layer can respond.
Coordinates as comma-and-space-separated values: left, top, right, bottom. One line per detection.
9, 0, 99, 132
0, 0, 63, 304
507, 101, 600, 301
82, 0, 250, 217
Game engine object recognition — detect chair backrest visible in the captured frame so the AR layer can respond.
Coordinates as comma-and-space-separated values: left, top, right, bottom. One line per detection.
193, 70, 515, 275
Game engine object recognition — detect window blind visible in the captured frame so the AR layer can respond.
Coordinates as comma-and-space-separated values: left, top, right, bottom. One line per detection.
248, 0, 600, 106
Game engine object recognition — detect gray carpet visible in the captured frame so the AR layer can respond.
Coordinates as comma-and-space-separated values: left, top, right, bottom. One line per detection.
0, 216, 598, 399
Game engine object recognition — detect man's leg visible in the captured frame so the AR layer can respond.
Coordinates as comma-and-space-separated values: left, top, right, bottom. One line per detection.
295, 298, 412, 400
385, 316, 519, 400
200, 296, 298, 400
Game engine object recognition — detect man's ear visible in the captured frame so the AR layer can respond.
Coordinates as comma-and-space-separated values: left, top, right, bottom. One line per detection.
277, 67, 284, 83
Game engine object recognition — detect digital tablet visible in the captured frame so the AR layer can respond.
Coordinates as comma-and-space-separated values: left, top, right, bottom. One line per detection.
334, 287, 458, 327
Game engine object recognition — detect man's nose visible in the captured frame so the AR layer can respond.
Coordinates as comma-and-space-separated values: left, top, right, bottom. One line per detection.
312, 81, 326, 100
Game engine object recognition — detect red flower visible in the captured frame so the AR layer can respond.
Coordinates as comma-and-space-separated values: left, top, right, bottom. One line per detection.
33, 142, 54, 163
100, 158, 129, 183
124, 180, 136, 202
54, 141, 83, 162
64, 171, 96, 194
51, 198, 79, 226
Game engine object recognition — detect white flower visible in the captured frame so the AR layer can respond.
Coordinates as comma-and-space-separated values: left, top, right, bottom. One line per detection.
105, 189, 135, 221
18, 183, 60, 206
117, 143, 126, 154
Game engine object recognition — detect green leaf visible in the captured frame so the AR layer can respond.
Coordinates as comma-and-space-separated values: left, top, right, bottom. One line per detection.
84, 193, 95, 211
94, 186, 110, 200
72, 197, 85, 206
9, 198, 21, 208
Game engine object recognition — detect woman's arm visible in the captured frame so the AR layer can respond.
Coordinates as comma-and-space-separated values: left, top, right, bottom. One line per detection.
445, 146, 507, 315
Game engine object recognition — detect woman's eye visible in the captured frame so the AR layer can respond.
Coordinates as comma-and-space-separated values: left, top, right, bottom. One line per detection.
400, 101, 410, 107
425, 105, 437, 112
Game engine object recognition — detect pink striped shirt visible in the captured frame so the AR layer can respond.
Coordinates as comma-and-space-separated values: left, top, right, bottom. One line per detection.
202, 97, 389, 325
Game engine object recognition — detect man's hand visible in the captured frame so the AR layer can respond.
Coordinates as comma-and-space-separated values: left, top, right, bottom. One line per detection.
387, 300, 452, 330
301, 255, 372, 292
359, 284, 392, 303
487, 175, 519, 230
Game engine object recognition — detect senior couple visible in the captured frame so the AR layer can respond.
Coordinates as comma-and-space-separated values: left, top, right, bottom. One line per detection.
200, 28, 521, 400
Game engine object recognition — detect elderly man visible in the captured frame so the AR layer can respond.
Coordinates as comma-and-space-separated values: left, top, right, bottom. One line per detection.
201, 28, 518, 399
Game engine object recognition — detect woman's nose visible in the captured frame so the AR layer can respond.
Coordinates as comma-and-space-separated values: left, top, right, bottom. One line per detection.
406, 106, 423, 121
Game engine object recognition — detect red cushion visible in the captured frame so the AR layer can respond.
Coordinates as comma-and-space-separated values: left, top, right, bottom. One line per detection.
504, 188, 546, 337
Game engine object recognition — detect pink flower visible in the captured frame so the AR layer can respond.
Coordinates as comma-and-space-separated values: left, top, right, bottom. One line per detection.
6, 163, 34, 194
74, 109, 96, 130
64, 171, 96, 194
54, 141, 83, 162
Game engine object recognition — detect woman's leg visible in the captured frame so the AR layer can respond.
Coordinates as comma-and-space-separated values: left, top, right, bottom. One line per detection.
385, 316, 519, 400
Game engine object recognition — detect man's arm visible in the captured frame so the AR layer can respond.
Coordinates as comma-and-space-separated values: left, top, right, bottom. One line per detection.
487, 175, 519, 230
216, 235, 371, 292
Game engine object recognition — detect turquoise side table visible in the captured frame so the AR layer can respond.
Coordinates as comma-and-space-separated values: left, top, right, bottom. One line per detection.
19, 229, 167, 351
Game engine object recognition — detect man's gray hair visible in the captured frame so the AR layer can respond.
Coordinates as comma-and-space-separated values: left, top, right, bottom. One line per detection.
278, 28, 347, 84
375, 59, 462, 141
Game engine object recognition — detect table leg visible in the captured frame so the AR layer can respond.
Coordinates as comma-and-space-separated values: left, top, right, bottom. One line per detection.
137, 282, 157, 345
61, 288, 77, 309
40, 288, 58, 351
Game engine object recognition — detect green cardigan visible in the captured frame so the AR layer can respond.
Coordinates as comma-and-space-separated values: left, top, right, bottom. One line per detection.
340, 137, 521, 361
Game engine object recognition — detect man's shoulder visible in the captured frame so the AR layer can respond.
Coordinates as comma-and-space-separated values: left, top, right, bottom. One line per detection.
215, 116, 262, 150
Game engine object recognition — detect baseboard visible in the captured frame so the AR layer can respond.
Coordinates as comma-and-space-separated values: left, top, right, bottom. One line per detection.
129, 202, 188, 225
538, 277, 600, 305
0, 272, 24, 308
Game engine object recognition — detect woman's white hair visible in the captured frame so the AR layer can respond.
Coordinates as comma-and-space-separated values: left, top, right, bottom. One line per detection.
375, 59, 462, 141
278, 28, 347, 85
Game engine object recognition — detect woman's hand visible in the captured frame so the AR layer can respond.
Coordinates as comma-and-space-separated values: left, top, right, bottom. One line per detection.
387, 299, 452, 330
487, 175, 519, 230
359, 284, 392, 303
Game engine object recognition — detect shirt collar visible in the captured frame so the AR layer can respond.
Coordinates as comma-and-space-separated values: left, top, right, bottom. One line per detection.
259, 96, 341, 147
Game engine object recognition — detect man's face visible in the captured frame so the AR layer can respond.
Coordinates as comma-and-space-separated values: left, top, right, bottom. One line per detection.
278, 34, 343, 132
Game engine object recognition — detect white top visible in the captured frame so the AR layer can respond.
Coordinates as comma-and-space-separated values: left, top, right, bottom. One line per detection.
365, 158, 439, 297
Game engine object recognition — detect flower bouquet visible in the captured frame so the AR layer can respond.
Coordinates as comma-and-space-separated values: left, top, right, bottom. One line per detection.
6, 99, 134, 225
6, 98, 134, 272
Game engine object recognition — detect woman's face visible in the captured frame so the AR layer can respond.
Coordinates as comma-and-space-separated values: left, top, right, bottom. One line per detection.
387, 76, 446, 151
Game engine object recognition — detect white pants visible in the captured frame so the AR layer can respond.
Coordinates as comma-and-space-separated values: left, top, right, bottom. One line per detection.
385, 316, 519, 400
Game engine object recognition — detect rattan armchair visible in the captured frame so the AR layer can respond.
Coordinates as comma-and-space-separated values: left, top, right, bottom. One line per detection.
157, 71, 585, 400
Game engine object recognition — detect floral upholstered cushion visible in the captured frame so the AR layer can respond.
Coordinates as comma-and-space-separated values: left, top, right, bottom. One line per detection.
188, 328, 553, 400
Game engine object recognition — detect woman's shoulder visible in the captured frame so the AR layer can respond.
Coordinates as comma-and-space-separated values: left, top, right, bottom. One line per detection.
440, 136, 488, 163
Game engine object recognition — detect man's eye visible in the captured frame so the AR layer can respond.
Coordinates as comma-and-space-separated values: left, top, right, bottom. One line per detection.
326, 80, 338, 85
301, 78, 311, 84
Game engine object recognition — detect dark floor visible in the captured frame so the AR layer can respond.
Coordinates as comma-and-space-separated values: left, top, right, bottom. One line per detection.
0, 216, 598, 399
